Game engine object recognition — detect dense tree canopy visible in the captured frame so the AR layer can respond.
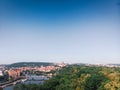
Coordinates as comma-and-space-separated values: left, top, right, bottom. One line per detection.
14, 65, 120, 90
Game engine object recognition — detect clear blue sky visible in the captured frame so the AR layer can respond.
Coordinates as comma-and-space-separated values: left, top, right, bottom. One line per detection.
0, 0, 119, 64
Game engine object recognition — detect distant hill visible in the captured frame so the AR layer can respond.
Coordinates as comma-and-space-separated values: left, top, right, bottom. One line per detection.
108, 64, 120, 66
8, 62, 54, 67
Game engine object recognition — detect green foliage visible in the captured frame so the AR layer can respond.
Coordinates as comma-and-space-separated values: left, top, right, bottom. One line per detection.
84, 74, 108, 90
13, 65, 120, 90
8, 62, 53, 68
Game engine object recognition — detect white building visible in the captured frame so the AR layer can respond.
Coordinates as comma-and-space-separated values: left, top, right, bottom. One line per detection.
0, 70, 3, 76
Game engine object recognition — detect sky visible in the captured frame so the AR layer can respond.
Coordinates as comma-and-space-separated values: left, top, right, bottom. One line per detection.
0, 0, 120, 64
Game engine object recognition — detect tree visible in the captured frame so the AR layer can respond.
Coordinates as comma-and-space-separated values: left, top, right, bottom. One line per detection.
76, 86, 81, 90
85, 74, 107, 90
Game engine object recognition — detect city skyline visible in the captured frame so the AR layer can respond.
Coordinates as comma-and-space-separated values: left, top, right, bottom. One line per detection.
0, 0, 119, 64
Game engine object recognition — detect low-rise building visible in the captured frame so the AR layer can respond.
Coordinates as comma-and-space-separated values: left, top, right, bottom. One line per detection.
0, 70, 3, 76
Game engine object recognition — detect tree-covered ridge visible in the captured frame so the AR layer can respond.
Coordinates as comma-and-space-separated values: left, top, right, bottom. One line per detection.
14, 65, 120, 90
8, 62, 53, 67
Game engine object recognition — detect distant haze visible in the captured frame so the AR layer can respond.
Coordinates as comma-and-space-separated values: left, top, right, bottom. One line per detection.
0, 0, 119, 64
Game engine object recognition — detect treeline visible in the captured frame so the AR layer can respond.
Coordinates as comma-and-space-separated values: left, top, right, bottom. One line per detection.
8, 62, 53, 67
13, 65, 120, 90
